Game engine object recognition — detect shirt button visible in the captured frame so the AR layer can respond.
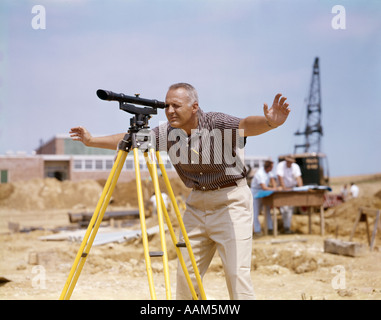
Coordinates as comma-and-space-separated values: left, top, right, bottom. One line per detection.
200, 172, 203, 175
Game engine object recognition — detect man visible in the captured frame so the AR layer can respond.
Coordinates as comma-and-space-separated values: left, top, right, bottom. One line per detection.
340, 184, 349, 201
70, 83, 290, 299
251, 159, 278, 237
276, 156, 303, 234
149, 192, 169, 216
349, 182, 359, 198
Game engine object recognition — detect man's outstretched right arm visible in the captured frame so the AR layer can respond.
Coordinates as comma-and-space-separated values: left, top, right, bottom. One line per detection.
69, 126, 125, 150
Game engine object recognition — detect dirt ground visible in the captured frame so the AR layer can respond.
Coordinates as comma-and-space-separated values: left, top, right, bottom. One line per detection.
1, 174, 381, 300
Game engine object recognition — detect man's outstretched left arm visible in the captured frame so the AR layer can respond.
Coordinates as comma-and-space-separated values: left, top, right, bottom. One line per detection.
239, 93, 290, 137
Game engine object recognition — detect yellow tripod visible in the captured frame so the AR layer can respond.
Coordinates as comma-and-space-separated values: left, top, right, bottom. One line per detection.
60, 98, 206, 300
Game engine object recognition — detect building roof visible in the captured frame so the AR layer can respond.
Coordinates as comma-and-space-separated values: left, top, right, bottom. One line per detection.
36, 134, 115, 156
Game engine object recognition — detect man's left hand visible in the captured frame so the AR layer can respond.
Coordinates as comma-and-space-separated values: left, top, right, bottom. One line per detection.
263, 93, 291, 128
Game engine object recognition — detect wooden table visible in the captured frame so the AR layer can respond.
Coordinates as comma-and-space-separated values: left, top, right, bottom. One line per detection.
260, 189, 326, 237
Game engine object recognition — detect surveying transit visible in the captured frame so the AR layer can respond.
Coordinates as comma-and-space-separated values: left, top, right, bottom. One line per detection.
60, 89, 206, 300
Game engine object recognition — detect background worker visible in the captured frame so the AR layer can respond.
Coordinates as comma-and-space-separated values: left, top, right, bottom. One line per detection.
149, 192, 169, 216
340, 184, 349, 201
349, 182, 359, 198
276, 156, 303, 234
250, 159, 278, 237
70, 83, 291, 299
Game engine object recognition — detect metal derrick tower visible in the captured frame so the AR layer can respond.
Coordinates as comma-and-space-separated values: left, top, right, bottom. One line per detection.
294, 57, 323, 154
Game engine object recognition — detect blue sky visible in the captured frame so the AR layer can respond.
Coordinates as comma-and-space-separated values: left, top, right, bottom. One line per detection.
0, 0, 380, 177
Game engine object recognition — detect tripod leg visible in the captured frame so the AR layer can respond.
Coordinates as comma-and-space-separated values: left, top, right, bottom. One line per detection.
145, 148, 172, 300
144, 152, 198, 300
133, 148, 157, 300
59, 150, 128, 300
159, 192, 198, 299
155, 151, 207, 300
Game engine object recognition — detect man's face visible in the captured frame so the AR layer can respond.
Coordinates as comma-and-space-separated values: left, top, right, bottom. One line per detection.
265, 164, 273, 172
165, 88, 198, 129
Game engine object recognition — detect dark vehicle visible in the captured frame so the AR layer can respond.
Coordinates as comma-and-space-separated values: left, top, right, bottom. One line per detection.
278, 153, 329, 186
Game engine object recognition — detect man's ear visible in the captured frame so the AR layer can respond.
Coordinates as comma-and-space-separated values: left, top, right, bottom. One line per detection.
192, 102, 199, 114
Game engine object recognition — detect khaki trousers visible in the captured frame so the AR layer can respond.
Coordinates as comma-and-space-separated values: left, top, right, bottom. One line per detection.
176, 178, 255, 300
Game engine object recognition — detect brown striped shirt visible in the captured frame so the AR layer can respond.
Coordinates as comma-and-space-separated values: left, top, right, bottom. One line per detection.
152, 109, 247, 191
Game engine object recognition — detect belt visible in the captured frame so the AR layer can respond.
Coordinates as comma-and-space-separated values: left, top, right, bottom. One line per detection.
192, 181, 237, 192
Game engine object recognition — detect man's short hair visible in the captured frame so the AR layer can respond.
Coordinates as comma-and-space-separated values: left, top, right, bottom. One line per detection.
264, 160, 274, 169
168, 83, 199, 105
285, 155, 296, 163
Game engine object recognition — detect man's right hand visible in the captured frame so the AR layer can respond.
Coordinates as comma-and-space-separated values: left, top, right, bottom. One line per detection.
69, 126, 92, 146
69, 128, 125, 150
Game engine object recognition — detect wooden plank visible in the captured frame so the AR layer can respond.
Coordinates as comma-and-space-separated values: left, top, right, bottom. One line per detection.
38, 225, 165, 246
370, 210, 380, 251
255, 238, 308, 245
308, 207, 313, 234
349, 209, 362, 241
320, 205, 325, 236
68, 210, 140, 223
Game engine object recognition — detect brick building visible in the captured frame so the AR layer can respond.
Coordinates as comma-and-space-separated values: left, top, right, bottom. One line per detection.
0, 135, 175, 183
0, 135, 269, 183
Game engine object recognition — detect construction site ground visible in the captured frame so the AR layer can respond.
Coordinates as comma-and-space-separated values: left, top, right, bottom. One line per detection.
1, 174, 381, 300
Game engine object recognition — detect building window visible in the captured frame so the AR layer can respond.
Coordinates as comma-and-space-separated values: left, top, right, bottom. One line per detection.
74, 160, 82, 170
95, 160, 103, 170
71, 156, 176, 172
85, 160, 93, 170
105, 160, 113, 170
125, 159, 134, 170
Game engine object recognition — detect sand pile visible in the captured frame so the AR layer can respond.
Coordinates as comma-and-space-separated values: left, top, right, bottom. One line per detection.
104, 177, 191, 208
323, 195, 381, 239
105, 177, 191, 228
0, 177, 191, 214
0, 178, 103, 210
253, 241, 332, 274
